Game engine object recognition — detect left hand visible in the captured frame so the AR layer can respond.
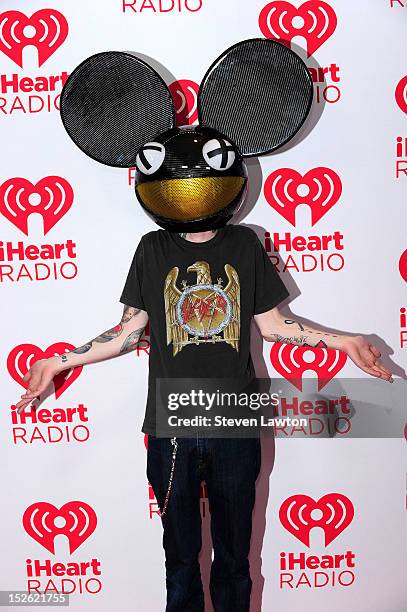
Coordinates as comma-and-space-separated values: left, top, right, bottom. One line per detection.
341, 335, 393, 382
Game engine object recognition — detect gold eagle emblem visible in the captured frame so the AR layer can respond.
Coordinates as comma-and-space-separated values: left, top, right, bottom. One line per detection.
164, 261, 240, 356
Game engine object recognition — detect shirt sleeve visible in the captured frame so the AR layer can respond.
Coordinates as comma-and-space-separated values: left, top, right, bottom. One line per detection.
119, 239, 146, 311
253, 232, 289, 315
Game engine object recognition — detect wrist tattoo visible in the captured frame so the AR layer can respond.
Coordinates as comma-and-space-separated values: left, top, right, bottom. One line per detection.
60, 354, 68, 363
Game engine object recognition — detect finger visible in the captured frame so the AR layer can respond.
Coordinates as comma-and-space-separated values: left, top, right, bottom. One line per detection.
15, 399, 33, 414
25, 371, 47, 396
347, 348, 377, 373
369, 344, 381, 358
354, 361, 383, 378
22, 370, 32, 382
370, 364, 393, 382
374, 365, 392, 380
16, 401, 29, 414
18, 396, 39, 411
21, 390, 40, 399
21, 390, 38, 399
361, 354, 392, 381
372, 360, 393, 379
360, 346, 376, 366
26, 371, 42, 394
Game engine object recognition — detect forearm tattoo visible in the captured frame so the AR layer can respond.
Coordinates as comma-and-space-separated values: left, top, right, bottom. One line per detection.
92, 324, 123, 343
268, 318, 338, 349
62, 305, 144, 364
71, 325, 123, 357
269, 334, 328, 348
72, 343, 93, 354
119, 327, 146, 353
285, 319, 305, 331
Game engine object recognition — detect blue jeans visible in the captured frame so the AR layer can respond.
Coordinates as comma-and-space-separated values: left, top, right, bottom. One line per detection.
147, 435, 261, 612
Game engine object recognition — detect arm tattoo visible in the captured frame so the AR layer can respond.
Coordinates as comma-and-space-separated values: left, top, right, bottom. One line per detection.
70, 325, 123, 357
121, 305, 141, 324
269, 316, 336, 347
92, 324, 123, 343
268, 333, 328, 348
119, 327, 146, 353
305, 331, 337, 338
284, 319, 305, 331
63, 307, 144, 363
72, 343, 93, 354
283, 318, 338, 338
269, 333, 309, 345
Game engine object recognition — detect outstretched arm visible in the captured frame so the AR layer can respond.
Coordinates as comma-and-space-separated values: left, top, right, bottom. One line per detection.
254, 306, 393, 382
15, 305, 148, 413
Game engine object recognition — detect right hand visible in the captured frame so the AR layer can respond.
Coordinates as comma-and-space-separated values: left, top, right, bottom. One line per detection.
14, 357, 62, 415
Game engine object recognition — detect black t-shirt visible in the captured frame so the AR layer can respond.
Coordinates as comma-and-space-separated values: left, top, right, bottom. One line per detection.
119, 224, 289, 434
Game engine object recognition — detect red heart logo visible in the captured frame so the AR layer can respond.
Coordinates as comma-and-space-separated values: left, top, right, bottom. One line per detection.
169, 79, 199, 125
280, 493, 354, 546
23, 501, 97, 554
264, 167, 342, 226
259, 1, 337, 57
270, 342, 347, 390
0, 176, 73, 236
399, 249, 407, 283
8, 343, 82, 400
395, 75, 407, 115
0, 9, 68, 68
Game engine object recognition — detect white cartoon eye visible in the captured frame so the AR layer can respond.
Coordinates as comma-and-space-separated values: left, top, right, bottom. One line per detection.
202, 138, 236, 171
136, 142, 165, 175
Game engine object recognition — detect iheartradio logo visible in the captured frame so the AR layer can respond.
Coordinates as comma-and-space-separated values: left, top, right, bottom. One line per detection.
23, 501, 97, 554
270, 342, 347, 390
280, 493, 354, 547
399, 249, 407, 283
0, 176, 73, 236
0, 9, 68, 68
395, 76, 407, 114
259, 1, 337, 57
8, 343, 82, 400
263, 167, 342, 226
169, 79, 199, 125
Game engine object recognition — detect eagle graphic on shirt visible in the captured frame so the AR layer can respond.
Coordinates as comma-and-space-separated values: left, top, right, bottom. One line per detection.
164, 261, 240, 356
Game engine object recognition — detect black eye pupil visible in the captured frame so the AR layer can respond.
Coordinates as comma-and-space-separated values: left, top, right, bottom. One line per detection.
138, 144, 162, 170
207, 139, 234, 168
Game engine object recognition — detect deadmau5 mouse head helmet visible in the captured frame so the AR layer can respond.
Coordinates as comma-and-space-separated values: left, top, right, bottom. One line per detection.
60, 38, 312, 232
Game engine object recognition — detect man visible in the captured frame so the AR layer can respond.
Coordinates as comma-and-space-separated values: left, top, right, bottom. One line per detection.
15, 223, 393, 612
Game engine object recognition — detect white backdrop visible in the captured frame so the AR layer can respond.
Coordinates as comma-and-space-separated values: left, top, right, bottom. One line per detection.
1, 1, 406, 610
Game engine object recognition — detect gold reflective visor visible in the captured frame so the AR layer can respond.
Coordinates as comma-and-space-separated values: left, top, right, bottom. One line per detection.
137, 176, 245, 221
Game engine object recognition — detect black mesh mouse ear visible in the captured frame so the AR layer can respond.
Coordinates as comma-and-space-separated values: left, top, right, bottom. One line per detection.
60, 51, 175, 168
197, 38, 313, 158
